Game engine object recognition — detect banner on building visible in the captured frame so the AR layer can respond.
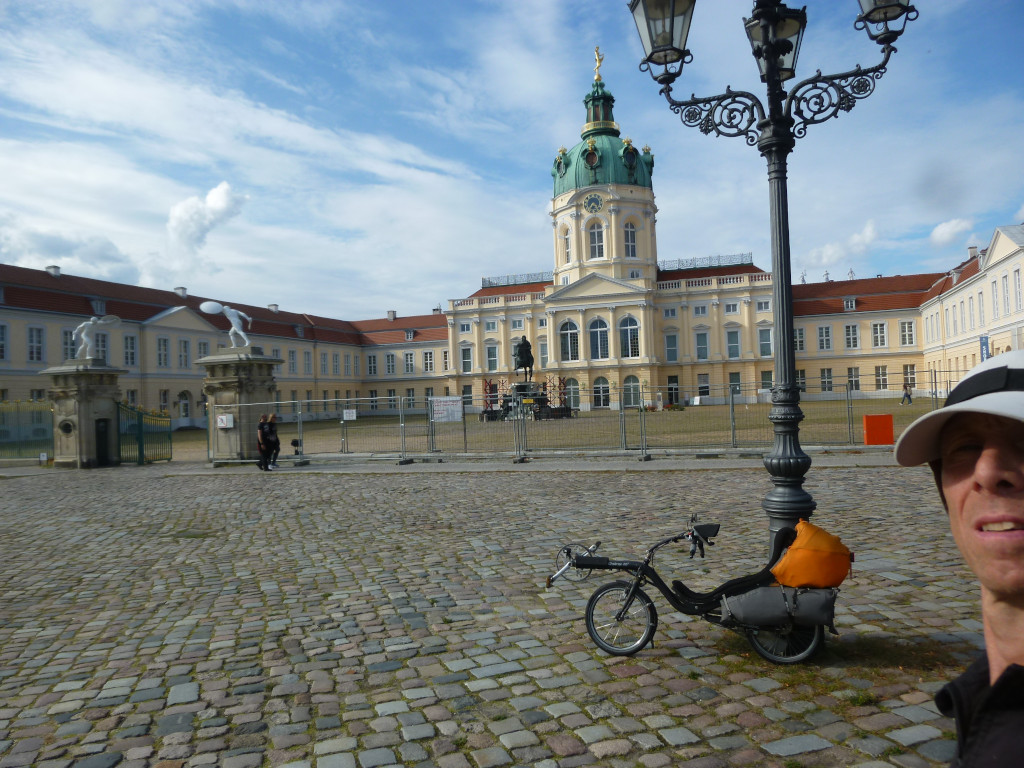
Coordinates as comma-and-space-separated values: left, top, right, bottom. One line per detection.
980, 335, 990, 361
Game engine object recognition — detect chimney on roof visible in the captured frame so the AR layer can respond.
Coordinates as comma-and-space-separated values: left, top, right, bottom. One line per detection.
45, 265, 60, 277
268, 304, 279, 313
174, 286, 187, 298
876, 274, 882, 278
433, 305, 443, 314
968, 246, 979, 260
387, 310, 397, 321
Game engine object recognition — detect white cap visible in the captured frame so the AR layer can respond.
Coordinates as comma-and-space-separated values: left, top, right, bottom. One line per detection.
894, 349, 1024, 466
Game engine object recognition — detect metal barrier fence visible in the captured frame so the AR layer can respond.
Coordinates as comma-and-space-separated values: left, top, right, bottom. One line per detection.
117, 403, 172, 464
210, 380, 953, 462
0, 401, 53, 460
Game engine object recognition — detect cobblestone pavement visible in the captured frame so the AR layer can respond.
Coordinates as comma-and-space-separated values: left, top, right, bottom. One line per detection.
1, 461, 983, 768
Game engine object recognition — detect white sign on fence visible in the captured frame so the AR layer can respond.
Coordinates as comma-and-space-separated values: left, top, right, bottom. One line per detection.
430, 396, 463, 423
216, 413, 234, 429
342, 409, 357, 421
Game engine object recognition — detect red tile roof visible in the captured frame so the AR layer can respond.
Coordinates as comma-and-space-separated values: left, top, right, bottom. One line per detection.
657, 263, 768, 281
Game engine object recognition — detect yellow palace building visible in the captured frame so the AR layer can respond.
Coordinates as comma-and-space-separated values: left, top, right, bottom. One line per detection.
2, 72, 1023, 423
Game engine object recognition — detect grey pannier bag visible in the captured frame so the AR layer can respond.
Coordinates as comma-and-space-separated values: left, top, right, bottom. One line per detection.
721, 586, 839, 634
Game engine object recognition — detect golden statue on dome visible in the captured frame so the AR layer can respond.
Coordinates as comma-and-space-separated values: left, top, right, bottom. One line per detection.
594, 46, 604, 81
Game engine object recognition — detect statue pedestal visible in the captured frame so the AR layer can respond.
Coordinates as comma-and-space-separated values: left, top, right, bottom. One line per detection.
198, 348, 282, 465
42, 358, 127, 469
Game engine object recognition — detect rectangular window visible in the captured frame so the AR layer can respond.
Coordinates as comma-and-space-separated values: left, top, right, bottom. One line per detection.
461, 347, 472, 373
538, 318, 547, 328
63, 329, 76, 361
817, 326, 831, 351
871, 322, 887, 348
820, 368, 833, 392
424, 387, 433, 401
462, 384, 473, 405
406, 388, 415, 408
121, 334, 137, 366
992, 281, 1000, 319
485, 320, 497, 333
758, 328, 772, 357
354, 355, 360, 376
726, 329, 740, 359
459, 322, 471, 333
624, 225, 637, 258
271, 347, 281, 374
875, 365, 888, 390
793, 328, 805, 352
843, 298, 855, 311
693, 305, 708, 317
589, 225, 604, 259
695, 332, 709, 361
320, 352, 329, 375
178, 339, 190, 368
760, 370, 773, 389
697, 373, 710, 397
283, 349, 295, 374
960, 301, 966, 333
1003, 275, 1011, 316
978, 292, 985, 326
728, 372, 741, 394
367, 354, 377, 376
903, 364, 916, 388
724, 302, 739, 315
663, 307, 677, 319
511, 318, 524, 331
0, 324, 6, 360
332, 353, 341, 375
159, 389, 169, 412
29, 388, 46, 401
795, 370, 806, 391
539, 341, 548, 368
844, 324, 859, 349
156, 337, 170, 367
899, 320, 915, 346
385, 353, 396, 375
369, 390, 378, 410
125, 389, 137, 406
344, 353, 352, 376
92, 332, 107, 363
404, 351, 415, 374
303, 351, 312, 375
968, 297, 975, 330
443, 350, 449, 371
197, 340, 209, 359
1015, 269, 1022, 312
486, 345, 498, 371
665, 334, 678, 363
847, 367, 860, 391
423, 351, 434, 373
387, 389, 397, 409
756, 299, 771, 313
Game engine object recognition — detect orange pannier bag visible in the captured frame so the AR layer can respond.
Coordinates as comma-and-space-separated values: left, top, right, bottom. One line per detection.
771, 519, 853, 588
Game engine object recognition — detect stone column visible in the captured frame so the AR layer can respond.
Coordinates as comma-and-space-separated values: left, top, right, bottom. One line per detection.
198, 348, 282, 465
42, 359, 127, 469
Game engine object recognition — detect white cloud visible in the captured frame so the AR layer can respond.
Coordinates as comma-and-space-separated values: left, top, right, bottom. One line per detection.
802, 221, 878, 269
167, 182, 247, 255
0, 215, 140, 284
930, 218, 973, 247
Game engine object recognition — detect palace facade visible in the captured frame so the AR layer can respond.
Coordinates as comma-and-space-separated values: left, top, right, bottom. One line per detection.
1, 74, 1023, 424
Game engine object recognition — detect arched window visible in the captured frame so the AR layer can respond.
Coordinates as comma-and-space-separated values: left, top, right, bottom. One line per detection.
562, 229, 571, 264
623, 375, 641, 408
588, 222, 604, 259
624, 222, 637, 258
560, 321, 580, 361
593, 377, 610, 408
588, 318, 609, 360
619, 317, 640, 358
564, 378, 581, 409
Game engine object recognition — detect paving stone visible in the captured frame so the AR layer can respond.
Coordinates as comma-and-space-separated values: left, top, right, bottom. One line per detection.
887, 724, 943, 746
316, 755, 356, 768
763, 734, 833, 756
469, 746, 511, 768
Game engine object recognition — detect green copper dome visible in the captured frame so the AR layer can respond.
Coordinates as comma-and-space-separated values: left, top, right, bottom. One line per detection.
551, 78, 654, 198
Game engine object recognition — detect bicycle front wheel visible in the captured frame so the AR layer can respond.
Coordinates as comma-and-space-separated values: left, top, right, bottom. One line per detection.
585, 580, 657, 656
554, 542, 594, 581
746, 624, 823, 664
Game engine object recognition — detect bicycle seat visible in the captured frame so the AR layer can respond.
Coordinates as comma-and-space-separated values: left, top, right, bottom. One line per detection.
672, 526, 796, 607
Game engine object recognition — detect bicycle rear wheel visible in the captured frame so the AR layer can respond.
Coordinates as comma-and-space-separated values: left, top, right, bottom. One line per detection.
746, 624, 823, 664
554, 542, 594, 581
585, 580, 657, 656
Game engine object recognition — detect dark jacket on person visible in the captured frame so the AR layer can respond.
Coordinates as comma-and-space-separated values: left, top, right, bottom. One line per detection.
935, 655, 1024, 767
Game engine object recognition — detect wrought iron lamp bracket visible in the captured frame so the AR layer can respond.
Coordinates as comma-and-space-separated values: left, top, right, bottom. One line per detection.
785, 45, 896, 138
659, 84, 766, 146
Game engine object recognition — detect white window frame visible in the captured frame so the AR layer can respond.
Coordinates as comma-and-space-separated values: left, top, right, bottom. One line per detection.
793, 327, 805, 352
756, 299, 771, 313
844, 324, 859, 350
404, 351, 414, 374
484, 320, 497, 333
724, 302, 739, 315
624, 222, 637, 258
871, 322, 887, 348
817, 326, 831, 352
899, 320, 915, 346
423, 351, 434, 373
665, 333, 678, 363
124, 334, 138, 367
693, 305, 708, 318
588, 221, 604, 259
758, 327, 773, 357
726, 329, 740, 360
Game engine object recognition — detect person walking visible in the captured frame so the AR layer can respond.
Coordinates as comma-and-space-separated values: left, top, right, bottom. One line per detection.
267, 413, 281, 468
900, 381, 913, 405
895, 350, 1024, 766
256, 413, 274, 471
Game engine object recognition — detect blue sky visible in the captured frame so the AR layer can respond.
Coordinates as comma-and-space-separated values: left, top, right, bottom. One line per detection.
0, 0, 1022, 320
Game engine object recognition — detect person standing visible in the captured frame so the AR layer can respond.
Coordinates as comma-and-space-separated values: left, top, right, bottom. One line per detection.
256, 413, 274, 471
900, 381, 913, 405
267, 413, 281, 468
895, 350, 1024, 766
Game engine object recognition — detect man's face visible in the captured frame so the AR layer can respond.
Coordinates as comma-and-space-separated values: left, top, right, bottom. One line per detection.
939, 413, 1024, 603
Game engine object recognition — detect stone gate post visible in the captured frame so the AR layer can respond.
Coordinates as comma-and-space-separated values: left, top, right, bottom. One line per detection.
41, 359, 127, 469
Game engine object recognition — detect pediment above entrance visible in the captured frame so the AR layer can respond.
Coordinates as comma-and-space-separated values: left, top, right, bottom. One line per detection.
546, 273, 647, 303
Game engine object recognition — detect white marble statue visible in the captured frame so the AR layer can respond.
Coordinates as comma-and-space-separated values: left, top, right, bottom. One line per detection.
199, 300, 253, 347
73, 315, 119, 360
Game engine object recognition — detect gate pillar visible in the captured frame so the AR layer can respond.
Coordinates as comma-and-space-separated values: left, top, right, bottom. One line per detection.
41, 359, 126, 469
198, 348, 281, 466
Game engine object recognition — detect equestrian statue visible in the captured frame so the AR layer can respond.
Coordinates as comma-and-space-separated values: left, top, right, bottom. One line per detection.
513, 336, 534, 382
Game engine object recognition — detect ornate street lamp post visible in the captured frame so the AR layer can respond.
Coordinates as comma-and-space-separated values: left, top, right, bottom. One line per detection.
629, 0, 917, 542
